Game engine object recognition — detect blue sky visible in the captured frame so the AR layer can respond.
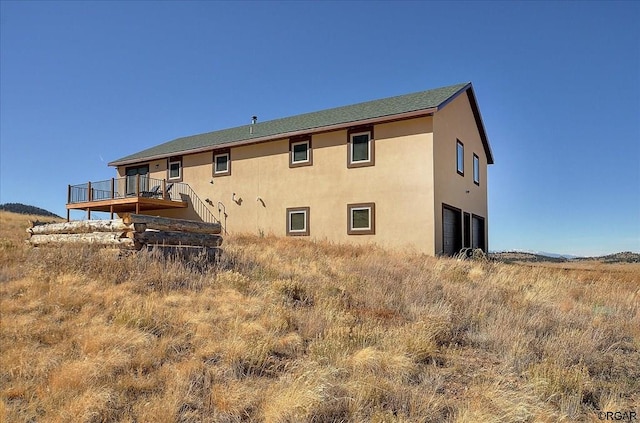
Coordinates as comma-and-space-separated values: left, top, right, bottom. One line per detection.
1, 1, 638, 256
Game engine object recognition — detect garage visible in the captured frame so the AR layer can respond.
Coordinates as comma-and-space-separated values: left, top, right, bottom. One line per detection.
443, 205, 462, 256
472, 215, 485, 251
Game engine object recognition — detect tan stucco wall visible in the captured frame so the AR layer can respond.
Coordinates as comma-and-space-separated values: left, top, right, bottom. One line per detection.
118, 116, 437, 253
433, 92, 489, 254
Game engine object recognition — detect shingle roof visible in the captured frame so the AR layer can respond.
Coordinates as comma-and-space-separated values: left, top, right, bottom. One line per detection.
109, 82, 487, 166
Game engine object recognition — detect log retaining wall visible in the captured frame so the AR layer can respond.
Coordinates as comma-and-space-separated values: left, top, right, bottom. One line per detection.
28, 214, 223, 252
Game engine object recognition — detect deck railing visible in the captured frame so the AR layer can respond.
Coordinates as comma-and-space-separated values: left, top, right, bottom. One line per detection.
68, 176, 220, 224
179, 182, 220, 225
68, 176, 191, 204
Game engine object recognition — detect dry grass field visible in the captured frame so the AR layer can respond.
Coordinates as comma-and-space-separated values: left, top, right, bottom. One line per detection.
1, 210, 638, 422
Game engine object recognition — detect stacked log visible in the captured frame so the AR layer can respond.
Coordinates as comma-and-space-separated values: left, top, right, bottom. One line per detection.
29, 232, 137, 249
28, 214, 223, 252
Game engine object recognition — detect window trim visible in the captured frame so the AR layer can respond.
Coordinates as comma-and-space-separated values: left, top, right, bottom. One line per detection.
456, 140, 464, 176
289, 136, 312, 168
212, 149, 231, 177
347, 202, 375, 235
167, 156, 183, 182
347, 126, 375, 168
473, 153, 480, 185
286, 207, 310, 236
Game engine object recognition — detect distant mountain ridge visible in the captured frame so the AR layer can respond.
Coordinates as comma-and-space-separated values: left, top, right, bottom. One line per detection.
0, 203, 61, 218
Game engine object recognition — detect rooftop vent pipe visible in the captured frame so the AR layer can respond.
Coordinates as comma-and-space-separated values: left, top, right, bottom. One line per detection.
250, 116, 257, 135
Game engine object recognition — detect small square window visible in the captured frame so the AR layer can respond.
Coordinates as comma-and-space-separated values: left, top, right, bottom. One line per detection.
347, 202, 375, 235
293, 143, 308, 162
456, 140, 464, 176
352, 209, 370, 229
352, 134, 369, 162
213, 151, 230, 176
286, 207, 310, 236
168, 160, 181, 180
473, 153, 480, 185
348, 127, 375, 168
289, 137, 312, 168
215, 155, 228, 173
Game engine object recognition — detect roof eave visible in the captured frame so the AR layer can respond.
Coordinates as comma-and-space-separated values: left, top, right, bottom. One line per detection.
465, 85, 494, 165
435, 82, 494, 165
108, 107, 437, 167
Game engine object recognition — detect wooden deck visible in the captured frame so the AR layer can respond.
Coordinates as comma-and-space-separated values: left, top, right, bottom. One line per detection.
66, 176, 189, 220
66, 196, 187, 218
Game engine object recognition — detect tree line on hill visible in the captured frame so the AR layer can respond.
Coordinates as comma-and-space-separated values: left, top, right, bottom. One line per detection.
0, 203, 61, 218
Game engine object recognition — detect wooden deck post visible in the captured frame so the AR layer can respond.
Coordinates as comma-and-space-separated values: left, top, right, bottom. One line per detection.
110, 178, 115, 199
67, 184, 71, 222
162, 179, 167, 200
136, 174, 140, 197
88, 181, 93, 202
87, 208, 91, 220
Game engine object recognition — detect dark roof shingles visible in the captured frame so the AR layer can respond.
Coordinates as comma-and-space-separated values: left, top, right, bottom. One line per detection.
110, 82, 470, 165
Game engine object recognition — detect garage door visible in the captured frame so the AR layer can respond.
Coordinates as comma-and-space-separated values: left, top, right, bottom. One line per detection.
472, 215, 485, 251
443, 206, 461, 256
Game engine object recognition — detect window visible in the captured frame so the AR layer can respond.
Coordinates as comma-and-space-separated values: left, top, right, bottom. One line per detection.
286, 207, 310, 236
289, 136, 312, 168
348, 127, 375, 168
213, 150, 230, 176
168, 157, 182, 181
456, 140, 464, 176
352, 134, 369, 161
473, 154, 480, 185
347, 202, 375, 235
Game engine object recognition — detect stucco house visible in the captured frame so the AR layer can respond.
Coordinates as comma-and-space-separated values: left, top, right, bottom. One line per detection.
67, 82, 493, 256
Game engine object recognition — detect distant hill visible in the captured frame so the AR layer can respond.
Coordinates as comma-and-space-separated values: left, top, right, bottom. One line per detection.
575, 251, 640, 264
489, 251, 569, 263
0, 203, 61, 218
491, 250, 640, 264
